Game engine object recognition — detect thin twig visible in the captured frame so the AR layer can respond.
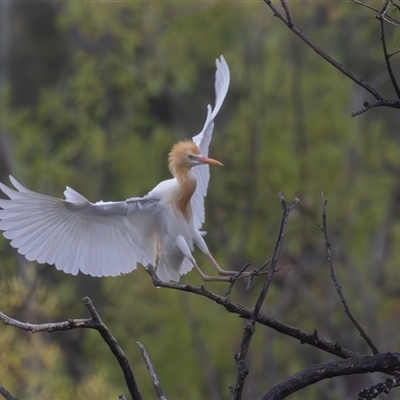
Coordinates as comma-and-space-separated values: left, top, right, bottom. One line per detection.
281, 0, 292, 27
136, 342, 167, 400
231, 194, 299, 400
389, 49, 400, 58
318, 195, 379, 355
264, 0, 384, 100
351, 0, 382, 14
0, 383, 17, 400
0, 297, 142, 400
225, 261, 253, 297
382, 0, 400, 26
378, 1, 400, 100
246, 258, 271, 292
0, 309, 94, 332
263, 0, 400, 116
351, 0, 400, 24
351, 0, 400, 25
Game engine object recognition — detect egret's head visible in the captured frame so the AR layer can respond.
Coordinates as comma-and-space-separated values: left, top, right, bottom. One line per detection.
168, 140, 223, 176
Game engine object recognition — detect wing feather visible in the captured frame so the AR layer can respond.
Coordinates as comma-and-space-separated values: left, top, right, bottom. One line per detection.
59, 216, 79, 275
191, 55, 230, 230
0, 176, 160, 277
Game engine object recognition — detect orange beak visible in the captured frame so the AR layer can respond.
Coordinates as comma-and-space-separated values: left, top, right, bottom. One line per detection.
198, 156, 223, 166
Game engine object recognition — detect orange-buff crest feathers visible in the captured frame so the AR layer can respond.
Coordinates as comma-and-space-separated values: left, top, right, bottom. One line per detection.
168, 140, 200, 177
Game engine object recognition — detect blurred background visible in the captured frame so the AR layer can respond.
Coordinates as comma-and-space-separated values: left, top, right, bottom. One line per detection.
0, 1, 400, 399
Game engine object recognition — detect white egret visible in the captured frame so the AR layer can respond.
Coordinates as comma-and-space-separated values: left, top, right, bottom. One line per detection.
0, 56, 243, 282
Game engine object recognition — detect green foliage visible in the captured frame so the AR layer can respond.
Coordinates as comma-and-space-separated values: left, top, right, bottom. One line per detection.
1, 1, 400, 399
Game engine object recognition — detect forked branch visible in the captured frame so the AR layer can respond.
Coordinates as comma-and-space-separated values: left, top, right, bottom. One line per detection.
263, 0, 400, 116
351, 0, 400, 25
231, 194, 299, 400
0, 297, 142, 400
378, 0, 400, 100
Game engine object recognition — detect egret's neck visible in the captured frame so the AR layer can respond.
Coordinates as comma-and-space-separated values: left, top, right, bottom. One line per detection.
173, 167, 197, 221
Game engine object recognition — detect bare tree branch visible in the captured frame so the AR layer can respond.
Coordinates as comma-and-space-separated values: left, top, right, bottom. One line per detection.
231, 195, 299, 400
263, 0, 400, 116
358, 377, 400, 399
263, 1, 384, 99
225, 261, 253, 297
83, 297, 142, 400
351, 0, 383, 14
378, 1, 400, 100
136, 342, 167, 400
0, 383, 17, 400
351, 99, 400, 116
351, 0, 400, 25
0, 297, 142, 400
381, 0, 400, 26
146, 267, 358, 360
262, 352, 400, 400
389, 49, 400, 57
318, 196, 379, 355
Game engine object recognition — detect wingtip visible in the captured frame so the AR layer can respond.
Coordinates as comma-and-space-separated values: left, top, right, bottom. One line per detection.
0, 182, 7, 195
217, 54, 226, 65
9, 175, 16, 186
215, 54, 230, 88
216, 54, 228, 71
8, 175, 32, 193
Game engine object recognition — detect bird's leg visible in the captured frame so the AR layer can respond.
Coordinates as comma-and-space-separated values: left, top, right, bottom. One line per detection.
178, 236, 262, 282
176, 235, 242, 282
193, 263, 234, 282
205, 251, 253, 277
194, 233, 255, 278
192, 255, 255, 282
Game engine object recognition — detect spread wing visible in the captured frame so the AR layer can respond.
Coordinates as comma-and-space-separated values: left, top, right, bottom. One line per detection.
0, 176, 160, 277
191, 55, 230, 230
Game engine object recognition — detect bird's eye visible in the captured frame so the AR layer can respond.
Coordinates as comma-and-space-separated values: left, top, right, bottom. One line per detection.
188, 154, 194, 160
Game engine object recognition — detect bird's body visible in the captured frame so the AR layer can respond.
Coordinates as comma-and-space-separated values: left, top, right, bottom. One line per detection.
153, 177, 197, 282
0, 56, 232, 282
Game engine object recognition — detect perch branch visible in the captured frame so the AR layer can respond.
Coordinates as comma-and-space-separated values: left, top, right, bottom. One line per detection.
146, 268, 358, 360
231, 195, 299, 400
318, 196, 379, 355
136, 342, 167, 400
262, 352, 400, 400
0, 297, 142, 400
